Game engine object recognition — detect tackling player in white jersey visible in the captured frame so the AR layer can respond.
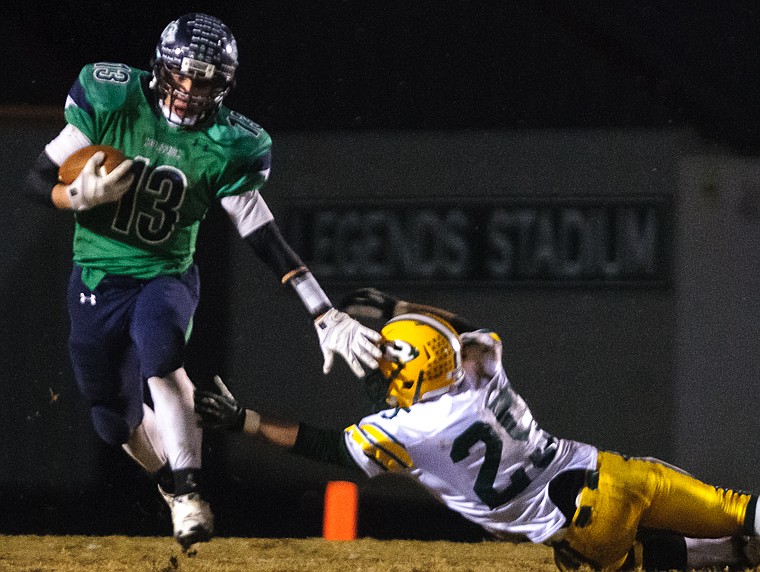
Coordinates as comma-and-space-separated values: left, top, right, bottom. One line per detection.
196, 288, 760, 571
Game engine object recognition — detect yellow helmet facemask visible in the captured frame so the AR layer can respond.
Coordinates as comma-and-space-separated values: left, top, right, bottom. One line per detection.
376, 313, 464, 409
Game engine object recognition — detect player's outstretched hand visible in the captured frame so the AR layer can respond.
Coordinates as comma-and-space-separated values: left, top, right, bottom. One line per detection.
194, 376, 246, 431
66, 152, 134, 211
314, 307, 382, 377
339, 287, 399, 321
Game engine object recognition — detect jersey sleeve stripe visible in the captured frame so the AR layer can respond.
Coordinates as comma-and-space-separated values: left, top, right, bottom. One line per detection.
347, 423, 413, 472
66, 79, 93, 116
251, 150, 272, 172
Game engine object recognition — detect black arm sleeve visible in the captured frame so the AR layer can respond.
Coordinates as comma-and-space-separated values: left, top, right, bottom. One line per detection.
291, 422, 362, 471
438, 313, 478, 335
243, 220, 305, 279
400, 302, 478, 335
23, 151, 58, 207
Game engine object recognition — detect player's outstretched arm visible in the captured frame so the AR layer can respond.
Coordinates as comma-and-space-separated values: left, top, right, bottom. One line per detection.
195, 376, 298, 447
195, 376, 360, 469
340, 287, 478, 334
339, 287, 399, 321
237, 216, 381, 377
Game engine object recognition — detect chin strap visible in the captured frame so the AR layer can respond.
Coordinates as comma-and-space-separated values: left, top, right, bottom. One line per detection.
157, 99, 200, 127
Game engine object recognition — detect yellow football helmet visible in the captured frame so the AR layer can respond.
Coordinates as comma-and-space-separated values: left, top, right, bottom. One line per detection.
377, 313, 464, 409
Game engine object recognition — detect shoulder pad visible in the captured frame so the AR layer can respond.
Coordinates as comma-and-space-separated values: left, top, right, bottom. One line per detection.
461, 329, 501, 348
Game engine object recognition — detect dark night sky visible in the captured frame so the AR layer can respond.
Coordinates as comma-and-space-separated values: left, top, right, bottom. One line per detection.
7, 1, 760, 148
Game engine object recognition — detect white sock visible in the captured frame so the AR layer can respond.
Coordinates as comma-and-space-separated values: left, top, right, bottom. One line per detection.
147, 367, 202, 470
122, 404, 167, 474
685, 537, 740, 569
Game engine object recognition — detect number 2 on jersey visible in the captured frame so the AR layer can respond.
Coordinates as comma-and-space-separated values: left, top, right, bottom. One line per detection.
451, 422, 533, 509
450, 388, 557, 509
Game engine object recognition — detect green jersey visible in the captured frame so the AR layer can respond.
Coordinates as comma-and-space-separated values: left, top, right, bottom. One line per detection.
64, 62, 272, 288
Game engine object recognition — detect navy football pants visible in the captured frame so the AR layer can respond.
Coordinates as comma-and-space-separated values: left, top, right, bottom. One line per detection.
67, 264, 200, 446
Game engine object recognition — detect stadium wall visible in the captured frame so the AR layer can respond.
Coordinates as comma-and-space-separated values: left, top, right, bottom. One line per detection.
1, 115, 753, 537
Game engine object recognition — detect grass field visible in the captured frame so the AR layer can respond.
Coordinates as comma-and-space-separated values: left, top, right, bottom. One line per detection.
0, 535, 557, 571
6, 534, 760, 571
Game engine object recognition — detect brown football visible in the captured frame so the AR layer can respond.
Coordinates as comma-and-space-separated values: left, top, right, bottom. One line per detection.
58, 145, 128, 185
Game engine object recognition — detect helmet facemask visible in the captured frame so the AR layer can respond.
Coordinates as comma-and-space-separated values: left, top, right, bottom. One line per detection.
153, 63, 231, 126
371, 313, 464, 410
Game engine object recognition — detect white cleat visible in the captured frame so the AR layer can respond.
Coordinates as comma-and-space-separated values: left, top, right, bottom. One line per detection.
159, 486, 214, 550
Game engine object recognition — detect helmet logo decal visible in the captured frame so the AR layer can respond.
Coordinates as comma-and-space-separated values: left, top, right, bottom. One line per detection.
384, 340, 419, 365
162, 22, 178, 44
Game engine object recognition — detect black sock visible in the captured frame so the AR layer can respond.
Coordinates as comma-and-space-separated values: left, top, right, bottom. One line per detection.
173, 468, 203, 496
154, 463, 175, 494
639, 530, 688, 571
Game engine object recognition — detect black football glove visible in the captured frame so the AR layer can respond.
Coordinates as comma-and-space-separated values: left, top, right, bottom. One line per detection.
339, 287, 399, 321
194, 375, 246, 431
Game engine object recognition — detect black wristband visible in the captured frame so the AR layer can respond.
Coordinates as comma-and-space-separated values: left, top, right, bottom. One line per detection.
292, 422, 358, 469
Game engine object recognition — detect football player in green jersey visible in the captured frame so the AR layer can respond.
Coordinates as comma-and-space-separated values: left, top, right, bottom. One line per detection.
23, 13, 381, 550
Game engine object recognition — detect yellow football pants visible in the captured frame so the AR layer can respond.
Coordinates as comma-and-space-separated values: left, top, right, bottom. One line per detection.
556, 450, 754, 570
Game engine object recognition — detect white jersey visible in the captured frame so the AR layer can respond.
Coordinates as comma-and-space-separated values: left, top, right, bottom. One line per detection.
343, 330, 597, 543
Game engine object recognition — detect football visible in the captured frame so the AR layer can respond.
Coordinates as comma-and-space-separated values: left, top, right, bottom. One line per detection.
58, 145, 128, 185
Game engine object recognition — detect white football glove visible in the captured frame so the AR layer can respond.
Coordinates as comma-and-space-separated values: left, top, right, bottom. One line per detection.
66, 151, 134, 211
314, 307, 382, 377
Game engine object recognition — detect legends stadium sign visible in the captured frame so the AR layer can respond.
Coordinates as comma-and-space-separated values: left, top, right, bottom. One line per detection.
282, 197, 670, 287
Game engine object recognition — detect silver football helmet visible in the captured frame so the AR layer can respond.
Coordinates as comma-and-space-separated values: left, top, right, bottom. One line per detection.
151, 13, 238, 126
